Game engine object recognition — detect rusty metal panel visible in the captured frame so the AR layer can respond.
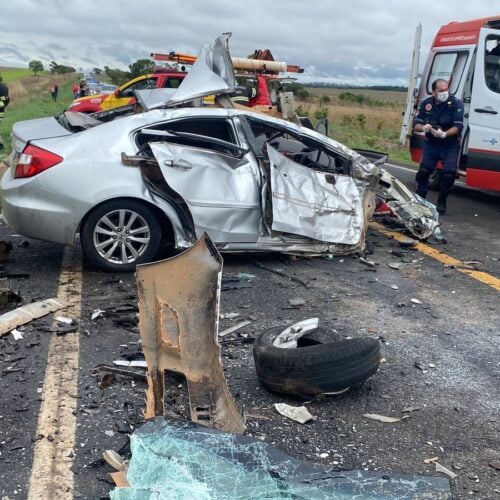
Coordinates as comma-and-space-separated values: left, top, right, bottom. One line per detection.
136, 233, 246, 434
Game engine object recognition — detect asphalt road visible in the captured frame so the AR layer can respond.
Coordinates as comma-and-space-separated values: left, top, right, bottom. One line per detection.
0, 170, 498, 499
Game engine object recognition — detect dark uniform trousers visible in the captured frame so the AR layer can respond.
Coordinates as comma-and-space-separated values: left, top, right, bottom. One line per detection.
415, 140, 459, 199
413, 95, 464, 203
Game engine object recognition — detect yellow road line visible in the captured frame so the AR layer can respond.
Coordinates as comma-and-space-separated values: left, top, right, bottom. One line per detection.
370, 221, 500, 291
27, 246, 82, 499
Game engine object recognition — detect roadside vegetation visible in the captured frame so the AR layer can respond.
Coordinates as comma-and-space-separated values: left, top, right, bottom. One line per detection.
294, 84, 411, 163
0, 69, 75, 156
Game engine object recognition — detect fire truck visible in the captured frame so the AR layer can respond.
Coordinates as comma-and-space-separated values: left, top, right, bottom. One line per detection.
401, 16, 500, 192
151, 49, 303, 118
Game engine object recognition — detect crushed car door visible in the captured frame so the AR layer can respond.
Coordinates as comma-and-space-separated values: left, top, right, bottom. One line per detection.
147, 119, 262, 243
266, 145, 364, 244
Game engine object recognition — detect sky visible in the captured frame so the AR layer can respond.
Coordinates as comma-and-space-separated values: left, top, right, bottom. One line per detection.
0, 0, 498, 86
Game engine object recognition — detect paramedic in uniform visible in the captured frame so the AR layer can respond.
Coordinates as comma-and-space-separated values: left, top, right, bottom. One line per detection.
413, 79, 464, 214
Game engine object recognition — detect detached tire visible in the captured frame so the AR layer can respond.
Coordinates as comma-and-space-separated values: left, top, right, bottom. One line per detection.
81, 199, 162, 272
253, 327, 380, 396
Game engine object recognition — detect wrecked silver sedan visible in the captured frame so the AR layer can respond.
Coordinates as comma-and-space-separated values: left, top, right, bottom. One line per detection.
0, 36, 439, 272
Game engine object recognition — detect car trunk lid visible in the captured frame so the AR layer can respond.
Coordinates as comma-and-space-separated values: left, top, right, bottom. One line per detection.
11, 116, 73, 154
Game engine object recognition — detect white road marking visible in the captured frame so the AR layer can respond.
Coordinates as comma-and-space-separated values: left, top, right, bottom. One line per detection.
27, 246, 82, 499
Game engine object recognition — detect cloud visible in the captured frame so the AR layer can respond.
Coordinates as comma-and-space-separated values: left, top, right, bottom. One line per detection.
0, 0, 497, 84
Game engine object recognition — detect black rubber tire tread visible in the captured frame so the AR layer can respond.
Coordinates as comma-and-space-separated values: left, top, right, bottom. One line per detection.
81, 199, 162, 272
253, 326, 380, 396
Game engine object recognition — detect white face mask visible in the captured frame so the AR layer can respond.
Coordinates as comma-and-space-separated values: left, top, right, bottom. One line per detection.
436, 91, 449, 103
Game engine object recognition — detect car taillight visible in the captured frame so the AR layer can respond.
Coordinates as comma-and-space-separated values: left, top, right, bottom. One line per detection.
15, 145, 63, 178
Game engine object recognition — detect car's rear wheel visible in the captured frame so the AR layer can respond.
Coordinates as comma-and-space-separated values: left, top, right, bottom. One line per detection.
81, 200, 161, 272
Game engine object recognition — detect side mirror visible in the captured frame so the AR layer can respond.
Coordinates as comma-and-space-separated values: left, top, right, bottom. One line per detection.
114, 89, 121, 97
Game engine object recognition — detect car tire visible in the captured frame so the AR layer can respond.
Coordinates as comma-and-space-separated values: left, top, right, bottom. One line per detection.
81, 200, 162, 272
253, 326, 380, 396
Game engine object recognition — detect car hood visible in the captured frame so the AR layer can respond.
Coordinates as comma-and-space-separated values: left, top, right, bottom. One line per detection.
142, 34, 236, 110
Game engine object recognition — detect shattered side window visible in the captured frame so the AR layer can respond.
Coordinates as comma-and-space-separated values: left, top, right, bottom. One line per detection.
246, 118, 350, 174
138, 118, 243, 158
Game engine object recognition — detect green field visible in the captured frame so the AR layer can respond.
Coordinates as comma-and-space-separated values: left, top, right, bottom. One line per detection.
0, 72, 75, 157
0, 67, 40, 82
301, 86, 411, 163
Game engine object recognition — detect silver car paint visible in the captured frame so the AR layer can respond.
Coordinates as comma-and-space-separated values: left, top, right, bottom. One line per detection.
166, 33, 235, 107
151, 142, 263, 243
1, 105, 439, 255
267, 145, 365, 245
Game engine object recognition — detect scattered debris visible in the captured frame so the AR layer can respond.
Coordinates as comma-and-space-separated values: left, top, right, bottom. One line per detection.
236, 273, 256, 280
489, 461, 500, 471
0, 297, 67, 337
219, 320, 253, 338
411, 298, 422, 304
250, 259, 308, 288
40, 321, 79, 336
219, 312, 240, 320
399, 238, 418, 248
91, 309, 105, 320
99, 372, 116, 389
0, 241, 13, 261
288, 297, 305, 308
221, 277, 253, 291
10, 328, 23, 340
274, 403, 314, 424
113, 360, 147, 368
94, 364, 147, 381
388, 262, 403, 270
424, 457, 440, 464
103, 449, 127, 472
363, 413, 401, 423
54, 316, 75, 325
435, 462, 458, 480
0, 288, 22, 309
414, 361, 427, 371
359, 257, 376, 267
391, 284, 399, 290
402, 406, 421, 413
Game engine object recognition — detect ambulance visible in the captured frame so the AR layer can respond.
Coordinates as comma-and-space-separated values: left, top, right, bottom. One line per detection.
401, 16, 500, 191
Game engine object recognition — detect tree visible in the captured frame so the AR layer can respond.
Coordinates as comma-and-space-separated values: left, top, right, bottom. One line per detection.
128, 59, 155, 78
93, 67, 103, 76
104, 67, 130, 85
28, 60, 44, 76
283, 82, 310, 100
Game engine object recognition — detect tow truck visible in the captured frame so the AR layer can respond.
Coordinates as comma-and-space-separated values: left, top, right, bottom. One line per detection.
151, 49, 304, 119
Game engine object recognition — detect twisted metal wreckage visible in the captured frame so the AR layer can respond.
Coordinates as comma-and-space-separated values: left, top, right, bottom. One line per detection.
108, 35, 450, 498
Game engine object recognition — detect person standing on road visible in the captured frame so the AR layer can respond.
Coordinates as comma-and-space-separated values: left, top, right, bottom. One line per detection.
413, 79, 464, 214
72, 82, 79, 99
0, 76, 10, 151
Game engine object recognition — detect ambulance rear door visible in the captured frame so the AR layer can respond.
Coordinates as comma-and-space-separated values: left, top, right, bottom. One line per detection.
467, 28, 500, 191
